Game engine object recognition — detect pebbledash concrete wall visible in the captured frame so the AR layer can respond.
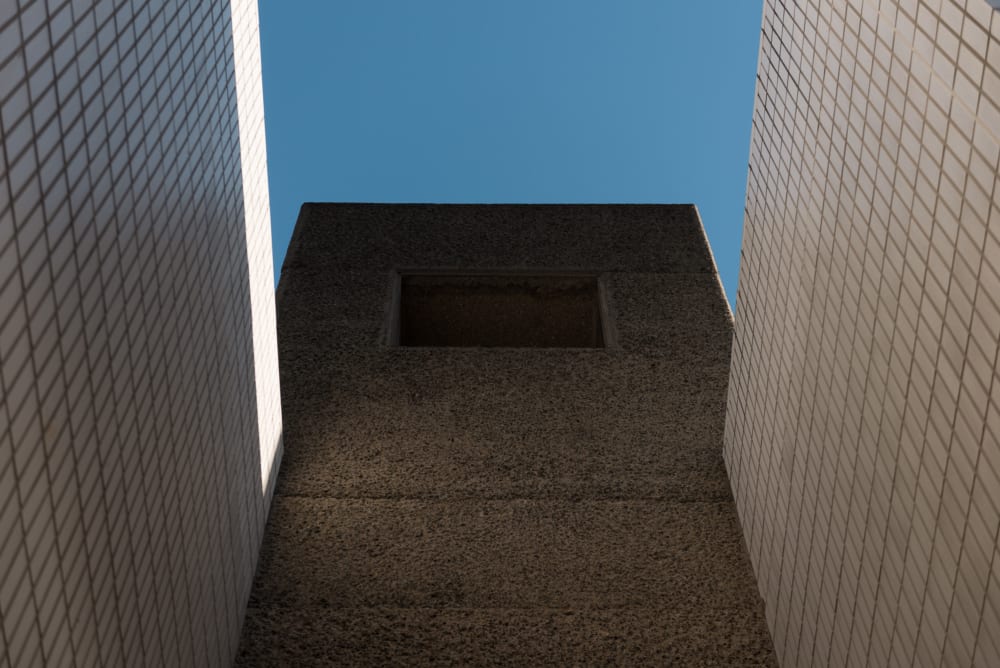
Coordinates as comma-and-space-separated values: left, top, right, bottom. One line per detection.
726, 0, 1000, 666
238, 203, 774, 665
0, 1, 281, 666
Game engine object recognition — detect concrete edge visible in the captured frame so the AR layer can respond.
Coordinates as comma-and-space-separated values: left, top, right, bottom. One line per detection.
690, 204, 734, 325
275, 202, 314, 308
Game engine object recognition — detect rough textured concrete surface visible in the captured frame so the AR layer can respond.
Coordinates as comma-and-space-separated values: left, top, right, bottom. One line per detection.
237, 204, 776, 666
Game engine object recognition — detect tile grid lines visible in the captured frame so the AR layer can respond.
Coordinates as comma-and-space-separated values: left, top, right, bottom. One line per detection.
848, 43, 912, 654
780, 7, 832, 656
728, 65, 764, 561
741, 0, 788, 660
776, 3, 819, 664
743, 5, 778, 593
118, 3, 176, 658
727, 0, 1000, 666
851, 23, 921, 657
913, 35, 988, 663
85, 1, 146, 661
824, 37, 874, 663
28, 1, 100, 661
803, 28, 853, 657
138, 15, 195, 652
797, 2, 833, 657
867, 2, 924, 658
935, 325, 983, 662
767, 42, 812, 644
7, 4, 70, 666
0, 0, 280, 665
952, 76, 1000, 660
964, 163, 1000, 667
852, 3, 928, 664
905, 5, 972, 660
99, 4, 152, 665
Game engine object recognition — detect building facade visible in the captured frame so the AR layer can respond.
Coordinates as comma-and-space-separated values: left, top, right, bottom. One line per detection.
0, 0, 281, 666
726, 0, 1000, 665
238, 203, 774, 665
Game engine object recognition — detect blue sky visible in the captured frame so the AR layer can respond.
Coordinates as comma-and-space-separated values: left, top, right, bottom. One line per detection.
258, 1, 763, 304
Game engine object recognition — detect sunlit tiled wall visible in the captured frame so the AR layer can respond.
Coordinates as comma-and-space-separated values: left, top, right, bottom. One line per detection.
232, 0, 283, 506
725, 0, 1000, 665
0, 0, 281, 665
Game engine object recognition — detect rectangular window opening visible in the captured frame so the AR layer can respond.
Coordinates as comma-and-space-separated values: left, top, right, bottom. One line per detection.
387, 271, 611, 348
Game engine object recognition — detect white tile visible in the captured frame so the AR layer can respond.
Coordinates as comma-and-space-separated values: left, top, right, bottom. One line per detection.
0, 0, 279, 665
726, 0, 1000, 662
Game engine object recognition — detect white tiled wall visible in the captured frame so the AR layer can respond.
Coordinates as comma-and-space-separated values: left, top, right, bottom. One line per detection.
232, 0, 282, 508
0, 0, 282, 665
726, 1, 1000, 665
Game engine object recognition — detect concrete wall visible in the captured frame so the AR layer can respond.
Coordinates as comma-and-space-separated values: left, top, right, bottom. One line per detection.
0, 0, 281, 665
726, 0, 1000, 665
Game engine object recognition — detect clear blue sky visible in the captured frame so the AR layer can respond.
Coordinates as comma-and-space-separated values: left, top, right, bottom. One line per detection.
258, 1, 763, 305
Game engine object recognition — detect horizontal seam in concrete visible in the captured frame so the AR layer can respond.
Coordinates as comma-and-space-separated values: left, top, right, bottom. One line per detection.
274, 495, 736, 502
243, 606, 743, 612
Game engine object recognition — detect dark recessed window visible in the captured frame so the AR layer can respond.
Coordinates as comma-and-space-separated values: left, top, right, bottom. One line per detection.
386, 271, 611, 348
